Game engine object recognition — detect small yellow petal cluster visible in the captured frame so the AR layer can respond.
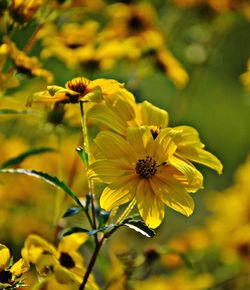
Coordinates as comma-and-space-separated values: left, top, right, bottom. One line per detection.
4, 38, 53, 83
22, 233, 99, 289
0, 244, 29, 288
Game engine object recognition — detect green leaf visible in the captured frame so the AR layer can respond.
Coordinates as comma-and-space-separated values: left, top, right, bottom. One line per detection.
0, 108, 28, 115
63, 207, 81, 218
123, 220, 155, 238
76, 146, 88, 167
62, 227, 89, 236
0, 169, 84, 210
0, 147, 56, 169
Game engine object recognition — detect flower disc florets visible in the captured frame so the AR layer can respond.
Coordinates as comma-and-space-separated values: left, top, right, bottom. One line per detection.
135, 155, 157, 179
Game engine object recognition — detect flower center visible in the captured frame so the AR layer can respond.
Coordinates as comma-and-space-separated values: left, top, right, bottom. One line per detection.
59, 252, 75, 269
0, 270, 12, 284
66, 77, 90, 96
135, 155, 157, 179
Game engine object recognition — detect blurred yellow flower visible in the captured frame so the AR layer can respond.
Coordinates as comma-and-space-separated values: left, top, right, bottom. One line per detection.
22, 233, 99, 289
89, 126, 203, 228
5, 38, 53, 83
10, 0, 44, 24
0, 244, 29, 289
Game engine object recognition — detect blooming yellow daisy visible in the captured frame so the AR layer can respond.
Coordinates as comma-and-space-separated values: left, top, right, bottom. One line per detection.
89, 100, 222, 174
89, 126, 203, 228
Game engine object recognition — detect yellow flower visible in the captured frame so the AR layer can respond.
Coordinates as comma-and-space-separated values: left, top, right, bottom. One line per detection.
0, 244, 29, 288
22, 233, 99, 289
89, 126, 203, 228
5, 38, 53, 83
89, 99, 222, 175
240, 58, 250, 91
10, 0, 44, 24
27, 76, 126, 106
155, 49, 189, 89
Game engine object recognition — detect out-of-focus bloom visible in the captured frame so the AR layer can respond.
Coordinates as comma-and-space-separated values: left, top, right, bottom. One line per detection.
131, 272, 214, 290
22, 233, 99, 289
240, 58, 250, 91
4, 38, 53, 83
155, 49, 189, 89
0, 244, 29, 289
40, 21, 99, 69
207, 155, 250, 263
10, 0, 44, 24
89, 126, 204, 228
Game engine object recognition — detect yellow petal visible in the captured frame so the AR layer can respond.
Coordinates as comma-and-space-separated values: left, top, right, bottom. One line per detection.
100, 175, 138, 211
21, 234, 56, 264
174, 125, 204, 148
127, 127, 152, 158
94, 130, 136, 161
150, 175, 194, 216
0, 244, 10, 271
168, 155, 198, 185
11, 258, 29, 276
176, 147, 223, 174
58, 233, 88, 253
139, 101, 169, 128
88, 104, 127, 135
135, 179, 165, 229
88, 159, 132, 183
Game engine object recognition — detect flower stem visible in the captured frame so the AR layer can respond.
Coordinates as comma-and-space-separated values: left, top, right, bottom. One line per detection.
116, 198, 136, 225
79, 102, 98, 246
79, 236, 105, 290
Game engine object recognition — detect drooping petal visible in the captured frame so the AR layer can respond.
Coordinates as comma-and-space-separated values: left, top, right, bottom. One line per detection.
88, 104, 128, 135
100, 175, 138, 211
88, 159, 132, 183
135, 179, 165, 229
176, 147, 223, 174
139, 101, 169, 128
150, 176, 194, 216
168, 155, 198, 186
0, 244, 10, 271
94, 130, 136, 161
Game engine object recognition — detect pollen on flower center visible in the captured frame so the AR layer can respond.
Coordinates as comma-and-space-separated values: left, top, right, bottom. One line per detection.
66, 77, 90, 95
135, 155, 157, 179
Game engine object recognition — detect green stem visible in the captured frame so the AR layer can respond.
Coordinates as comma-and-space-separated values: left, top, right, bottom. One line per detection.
116, 198, 136, 225
79, 102, 98, 246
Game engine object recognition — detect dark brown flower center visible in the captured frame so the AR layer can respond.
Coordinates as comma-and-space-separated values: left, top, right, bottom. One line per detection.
128, 15, 145, 32
0, 270, 12, 284
59, 252, 75, 269
66, 78, 89, 95
150, 127, 161, 139
135, 155, 157, 179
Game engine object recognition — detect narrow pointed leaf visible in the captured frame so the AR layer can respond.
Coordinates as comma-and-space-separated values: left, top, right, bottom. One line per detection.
0, 147, 56, 169
63, 207, 81, 218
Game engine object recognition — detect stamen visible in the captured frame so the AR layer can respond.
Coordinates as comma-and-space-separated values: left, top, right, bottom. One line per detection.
135, 155, 157, 179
